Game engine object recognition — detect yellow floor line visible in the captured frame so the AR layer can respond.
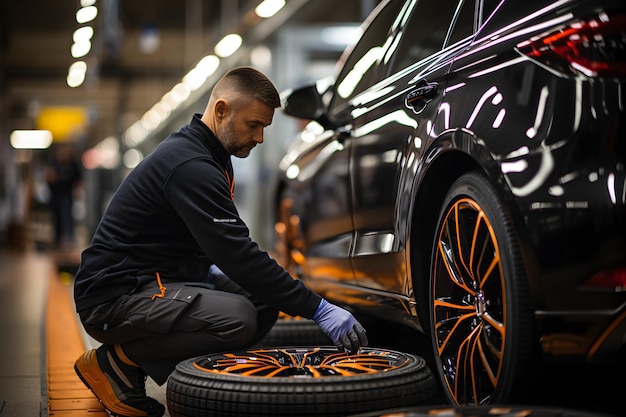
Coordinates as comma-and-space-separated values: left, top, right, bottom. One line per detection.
46, 268, 107, 416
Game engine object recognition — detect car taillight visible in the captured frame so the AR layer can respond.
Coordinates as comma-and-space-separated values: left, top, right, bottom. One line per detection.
583, 267, 626, 291
517, 13, 626, 77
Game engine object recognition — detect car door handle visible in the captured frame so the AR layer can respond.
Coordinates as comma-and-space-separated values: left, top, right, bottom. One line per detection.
405, 81, 438, 113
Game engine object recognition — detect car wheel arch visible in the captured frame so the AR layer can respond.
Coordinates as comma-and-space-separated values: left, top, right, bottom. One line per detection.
406, 148, 479, 332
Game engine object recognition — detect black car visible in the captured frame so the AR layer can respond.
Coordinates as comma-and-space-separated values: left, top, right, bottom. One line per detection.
274, 0, 626, 407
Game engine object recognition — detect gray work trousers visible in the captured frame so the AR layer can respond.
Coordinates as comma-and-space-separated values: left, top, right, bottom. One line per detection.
78, 274, 279, 385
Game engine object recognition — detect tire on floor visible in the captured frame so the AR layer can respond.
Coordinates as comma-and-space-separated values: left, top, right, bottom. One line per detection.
166, 346, 439, 417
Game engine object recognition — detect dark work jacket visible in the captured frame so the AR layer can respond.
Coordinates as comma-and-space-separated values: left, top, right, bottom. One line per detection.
74, 114, 321, 318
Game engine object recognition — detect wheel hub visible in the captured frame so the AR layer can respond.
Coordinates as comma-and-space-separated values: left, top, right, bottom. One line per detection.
475, 289, 488, 318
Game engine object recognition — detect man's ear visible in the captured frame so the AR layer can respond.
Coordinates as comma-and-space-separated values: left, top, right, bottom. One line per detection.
214, 99, 229, 122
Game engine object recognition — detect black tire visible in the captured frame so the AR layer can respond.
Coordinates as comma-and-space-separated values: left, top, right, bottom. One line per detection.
166, 346, 439, 417
255, 313, 330, 347
430, 172, 535, 406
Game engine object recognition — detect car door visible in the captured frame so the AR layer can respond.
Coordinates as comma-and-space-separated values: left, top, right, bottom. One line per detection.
347, 0, 476, 307
289, 0, 409, 298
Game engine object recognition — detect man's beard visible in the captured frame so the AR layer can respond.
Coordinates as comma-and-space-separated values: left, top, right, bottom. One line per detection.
219, 119, 253, 158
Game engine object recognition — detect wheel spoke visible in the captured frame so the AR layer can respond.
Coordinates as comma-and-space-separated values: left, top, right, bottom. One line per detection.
480, 311, 504, 336
439, 239, 473, 293
434, 309, 476, 356
455, 325, 482, 404
477, 331, 498, 383
439, 213, 476, 295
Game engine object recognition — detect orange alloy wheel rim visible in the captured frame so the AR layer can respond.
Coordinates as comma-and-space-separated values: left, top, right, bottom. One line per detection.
193, 347, 409, 378
433, 197, 507, 405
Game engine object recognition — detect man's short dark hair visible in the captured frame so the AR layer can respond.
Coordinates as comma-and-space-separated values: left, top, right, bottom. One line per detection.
215, 66, 281, 109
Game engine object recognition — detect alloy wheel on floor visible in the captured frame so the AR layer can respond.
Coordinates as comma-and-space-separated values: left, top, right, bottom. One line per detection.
167, 346, 439, 417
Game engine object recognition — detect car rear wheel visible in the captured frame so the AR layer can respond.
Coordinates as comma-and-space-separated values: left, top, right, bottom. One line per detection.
430, 171, 535, 406
166, 346, 439, 417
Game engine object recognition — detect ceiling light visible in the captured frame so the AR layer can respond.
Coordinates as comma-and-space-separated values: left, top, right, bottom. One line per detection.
151, 102, 171, 119
183, 68, 208, 91
255, 0, 285, 18
73, 26, 94, 42
71, 40, 92, 58
171, 83, 191, 102
67, 72, 86, 88
123, 122, 148, 147
123, 149, 144, 169
140, 109, 162, 131
197, 55, 220, 74
69, 61, 87, 75
183, 55, 220, 90
214, 34, 243, 58
76, 6, 98, 24
67, 61, 87, 87
10, 130, 53, 149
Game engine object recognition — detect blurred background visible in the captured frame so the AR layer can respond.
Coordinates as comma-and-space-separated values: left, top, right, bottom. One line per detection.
0, 0, 382, 260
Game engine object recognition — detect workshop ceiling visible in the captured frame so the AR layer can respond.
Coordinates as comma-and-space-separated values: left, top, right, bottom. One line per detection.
0, 0, 379, 149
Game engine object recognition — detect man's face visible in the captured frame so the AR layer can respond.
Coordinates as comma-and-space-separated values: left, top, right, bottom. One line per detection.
218, 98, 274, 158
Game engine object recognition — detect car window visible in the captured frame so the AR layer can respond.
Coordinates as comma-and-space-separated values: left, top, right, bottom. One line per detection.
447, 0, 476, 46
388, 0, 461, 74
328, 0, 407, 121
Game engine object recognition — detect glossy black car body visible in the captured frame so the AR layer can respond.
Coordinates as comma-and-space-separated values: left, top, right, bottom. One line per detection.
274, 0, 626, 407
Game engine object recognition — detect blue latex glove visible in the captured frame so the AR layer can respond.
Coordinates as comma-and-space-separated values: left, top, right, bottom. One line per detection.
312, 299, 368, 353
208, 264, 227, 279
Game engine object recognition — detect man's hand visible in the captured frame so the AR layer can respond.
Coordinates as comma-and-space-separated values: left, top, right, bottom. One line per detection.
312, 299, 368, 353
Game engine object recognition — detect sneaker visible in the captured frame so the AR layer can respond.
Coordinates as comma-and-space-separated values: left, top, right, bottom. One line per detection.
74, 345, 165, 417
